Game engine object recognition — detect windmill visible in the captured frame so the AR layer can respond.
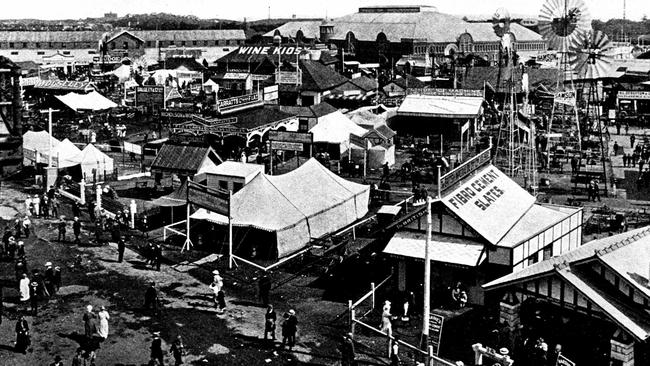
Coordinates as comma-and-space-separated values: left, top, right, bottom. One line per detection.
492, 7, 537, 187
538, 0, 591, 165
570, 30, 615, 195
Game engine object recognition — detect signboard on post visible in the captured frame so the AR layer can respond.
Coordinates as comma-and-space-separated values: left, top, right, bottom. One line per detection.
428, 313, 444, 355
187, 181, 229, 216
135, 86, 165, 108
268, 130, 313, 144
271, 141, 304, 151
618, 90, 650, 100
554, 90, 577, 106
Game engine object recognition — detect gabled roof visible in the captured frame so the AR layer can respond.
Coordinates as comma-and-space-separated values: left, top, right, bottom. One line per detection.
349, 76, 378, 92
164, 57, 206, 72
151, 144, 222, 174
441, 164, 536, 245
388, 75, 427, 90
371, 123, 397, 140
0, 31, 104, 43
279, 102, 338, 119
299, 60, 348, 91
131, 29, 245, 41
107, 30, 144, 44
484, 226, 650, 290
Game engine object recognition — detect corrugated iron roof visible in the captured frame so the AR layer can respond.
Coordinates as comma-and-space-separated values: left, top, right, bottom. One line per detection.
383, 230, 486, 267
266, 11, 542, 43
151, 144, 220, 174
0, 29, 245, 44
299, 60, 348, 91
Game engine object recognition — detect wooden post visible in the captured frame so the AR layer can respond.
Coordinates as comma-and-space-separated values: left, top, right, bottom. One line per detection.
228, 190, 233, 269
95, 184, 102, 212
428, 345, 435, 366
129, 200, 136, 229
371, 282, 376, 310
79, 179, 86, 205
352, 225, 356, 241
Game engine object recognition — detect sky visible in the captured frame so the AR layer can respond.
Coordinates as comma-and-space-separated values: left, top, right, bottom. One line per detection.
1, 0, 645, 21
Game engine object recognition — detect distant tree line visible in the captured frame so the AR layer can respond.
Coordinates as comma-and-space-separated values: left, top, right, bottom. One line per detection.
591, 18, 650, 43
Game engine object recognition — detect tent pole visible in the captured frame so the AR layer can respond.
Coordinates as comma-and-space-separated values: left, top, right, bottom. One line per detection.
228, 190, 233, 269
182, 177, 193, 252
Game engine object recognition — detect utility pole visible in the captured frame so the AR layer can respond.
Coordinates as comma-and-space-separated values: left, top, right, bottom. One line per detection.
39, 108, 60, 167
420, 195, 433, 348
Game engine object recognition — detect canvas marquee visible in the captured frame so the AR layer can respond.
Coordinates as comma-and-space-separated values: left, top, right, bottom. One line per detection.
60, 143, 114, 179
191, 158, 370, 258
55, 91, 118, 112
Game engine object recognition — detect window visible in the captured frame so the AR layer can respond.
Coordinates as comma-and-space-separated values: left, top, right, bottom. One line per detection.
219, 180, 228, 190
123, 41, 129, 49
193, 40, 197, 46
63, 51, 70, 55
225, 40, 230, 45
22, 42, 27, 48
146, 41, 153, 47
48, 42, 53, 48
233, 182, 243, 192
204, 40, 208, 46
111, 42, 116, 49
61, 43, 67, 48
223, 48, 229, 52
181, 41, 186, 46
299, 118, 309, 131
543, 245, 553, 260
88, 50, 96, 54
37, 51, 45, 55
216, 40, 220, 46
35, 42, 40, 48
9, 42, 14, 48
11, 51, 18, 55
527, 254, 539, 266
169, 41, 175, 46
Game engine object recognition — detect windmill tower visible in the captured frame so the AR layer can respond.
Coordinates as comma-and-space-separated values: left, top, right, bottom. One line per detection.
492, 8, 531, 182
570, 30, 615, 194
539, 0, 591, 162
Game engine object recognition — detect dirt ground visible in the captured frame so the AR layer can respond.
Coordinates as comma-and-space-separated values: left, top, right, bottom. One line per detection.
0, 182, 358, 366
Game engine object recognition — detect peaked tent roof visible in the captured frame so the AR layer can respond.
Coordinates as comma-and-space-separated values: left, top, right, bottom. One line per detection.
53, 138, 82, 163
55, 91, 118, 112
22, 130, 60, 153
191, 158, 369, 257
310, 110, 367, 144
152, 181, 188, 207
76, 143, 113, 164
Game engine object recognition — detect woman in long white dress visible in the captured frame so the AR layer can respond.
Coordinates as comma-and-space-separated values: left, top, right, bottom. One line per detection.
19, 273, 30, 302
97, 306, 110, 340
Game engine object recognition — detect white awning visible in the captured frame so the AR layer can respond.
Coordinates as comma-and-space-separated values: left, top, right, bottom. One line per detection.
383, 230, 485, 267
397, 94, 483, 119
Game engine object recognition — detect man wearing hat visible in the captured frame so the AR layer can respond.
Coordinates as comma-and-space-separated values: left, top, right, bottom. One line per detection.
282, 309, 298, 350
144, 282, 159, 315
44, 262, 55, 295
29, 280, 39, 315
150, 331, 164, 366
83, 305, 96, 344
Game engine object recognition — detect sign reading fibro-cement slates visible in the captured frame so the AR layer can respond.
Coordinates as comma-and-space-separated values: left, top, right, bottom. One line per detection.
442, 165, 535, 244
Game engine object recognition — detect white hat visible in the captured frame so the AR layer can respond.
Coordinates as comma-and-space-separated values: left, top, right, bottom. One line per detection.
18, 241, 24, 245
499, 348, 509, 355
212, 270, 220, 275
86, 305, 93, 312
45, 262, 52, 267
289, 309, 295, 315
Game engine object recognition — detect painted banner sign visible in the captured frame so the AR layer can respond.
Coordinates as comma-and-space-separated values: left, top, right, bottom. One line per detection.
187, 180, 229, 216
554, 90, 576, 106
428, 314, 444, 355
237, 46, 305, 55
271, 141, 304, 151
439, 148, 491, 192
161, 111, 197, 119
33, 80, 93, 91
618, 90, 650, 100
407, 88, 483, 98
217, 93, 262, 112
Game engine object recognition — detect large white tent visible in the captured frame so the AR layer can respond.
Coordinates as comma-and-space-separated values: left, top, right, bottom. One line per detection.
55, 91, 118, 112
60, 144, 114, 180
52, 138, 82, 166
22, 130, 60, 165
191, 158, 369, 258
309, 110, 367, 154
